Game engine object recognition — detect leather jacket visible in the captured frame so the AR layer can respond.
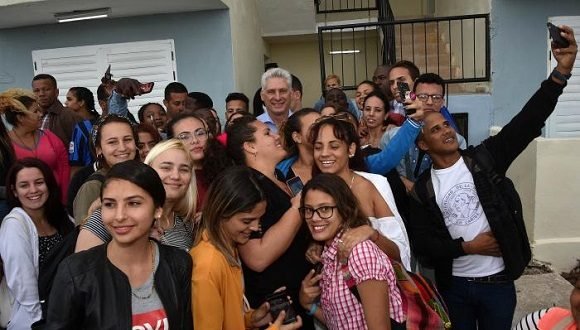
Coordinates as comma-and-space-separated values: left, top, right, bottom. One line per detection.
42, 243, 193, 329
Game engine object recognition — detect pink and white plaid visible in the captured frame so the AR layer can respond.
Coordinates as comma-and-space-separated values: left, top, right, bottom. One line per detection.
320, 236, 405, 330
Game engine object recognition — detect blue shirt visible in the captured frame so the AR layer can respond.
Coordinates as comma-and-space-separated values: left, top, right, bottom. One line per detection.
69, 119, 94, 166
256, 109, 293, 134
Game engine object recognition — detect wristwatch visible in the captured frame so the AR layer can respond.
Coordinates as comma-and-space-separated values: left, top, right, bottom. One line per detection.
551, 69, 572, 86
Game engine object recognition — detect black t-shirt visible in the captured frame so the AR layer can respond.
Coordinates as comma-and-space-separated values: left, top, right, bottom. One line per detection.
242, 168, 313, 329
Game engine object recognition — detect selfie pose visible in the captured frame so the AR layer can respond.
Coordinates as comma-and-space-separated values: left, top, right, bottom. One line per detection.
44, 160, 192, 329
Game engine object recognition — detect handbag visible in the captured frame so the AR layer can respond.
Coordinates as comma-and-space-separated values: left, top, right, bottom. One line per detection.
340, 258, 451, 329
0, 274, 14, 328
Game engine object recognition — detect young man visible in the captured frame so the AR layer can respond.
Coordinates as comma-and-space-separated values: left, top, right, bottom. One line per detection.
225, 92, 249, 120
408, 25, 576, 330
163, 82, 188, 119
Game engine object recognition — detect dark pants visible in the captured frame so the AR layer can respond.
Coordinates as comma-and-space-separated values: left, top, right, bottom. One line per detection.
440, 276, 516, 330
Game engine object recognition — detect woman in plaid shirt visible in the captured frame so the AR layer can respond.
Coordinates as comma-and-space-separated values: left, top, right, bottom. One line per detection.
298, 173, 405, 330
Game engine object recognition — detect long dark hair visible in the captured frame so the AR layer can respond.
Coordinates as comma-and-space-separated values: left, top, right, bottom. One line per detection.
224, 114, 258, 165
282, 108, 319, 157
91, 114, 139, 170
301, 173, 369, 231
6, 158, 73, 235
102, 160, 166, 209
68, 87, 99, 118
195, 166, 265, 266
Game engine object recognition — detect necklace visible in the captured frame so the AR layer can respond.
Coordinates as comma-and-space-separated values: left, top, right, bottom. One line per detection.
131, 241, 156, 300
12, 129, 39, 156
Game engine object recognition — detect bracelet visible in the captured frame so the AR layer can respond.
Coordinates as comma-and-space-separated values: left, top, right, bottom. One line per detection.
370, 229, 380, 243
306, 303, 319, 316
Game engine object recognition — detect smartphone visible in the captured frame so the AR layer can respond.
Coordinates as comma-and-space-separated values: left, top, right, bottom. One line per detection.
313, 262, 323, 275
397, 81, 411, 100
547, 22, 570, 48
286, 176, 304, 197
140, 82, 155, 94
265, 290, 297, 325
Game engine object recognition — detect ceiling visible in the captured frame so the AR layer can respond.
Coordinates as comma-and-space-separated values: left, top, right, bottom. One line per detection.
0, 0, 226, 29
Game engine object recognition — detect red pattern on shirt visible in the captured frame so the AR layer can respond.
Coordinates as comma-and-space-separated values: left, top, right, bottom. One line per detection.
132, 308, 168, 329
320, 236, 404, 330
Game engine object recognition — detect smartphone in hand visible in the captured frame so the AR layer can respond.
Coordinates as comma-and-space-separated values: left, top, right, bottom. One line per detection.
286, 176, 304, 197
265, 290, 298, 325
547, 22, 570, 48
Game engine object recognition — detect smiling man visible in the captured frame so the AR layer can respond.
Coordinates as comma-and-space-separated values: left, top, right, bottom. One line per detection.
257, 68, 293, 134
408, 25, 577, 330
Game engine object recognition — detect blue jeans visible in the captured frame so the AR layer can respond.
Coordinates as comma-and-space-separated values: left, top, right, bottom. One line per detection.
440, 276, 516, 330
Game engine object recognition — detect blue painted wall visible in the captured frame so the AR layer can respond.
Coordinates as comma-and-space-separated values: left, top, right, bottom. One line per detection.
0, 10, 234, 113
490, 0, 580, 126
447, 94, 492, 145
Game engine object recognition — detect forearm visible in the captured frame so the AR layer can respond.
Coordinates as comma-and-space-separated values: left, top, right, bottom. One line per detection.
374, 232, 401, 263
367, 119, 421, 174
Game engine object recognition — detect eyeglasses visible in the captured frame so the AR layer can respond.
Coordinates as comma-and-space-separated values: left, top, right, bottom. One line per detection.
416, 93, 444, 103
299, 205, 337, 220
176, 128, 208, 143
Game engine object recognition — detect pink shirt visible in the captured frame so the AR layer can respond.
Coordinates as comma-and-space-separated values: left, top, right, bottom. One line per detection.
320, 235, 404, 329
12, 129, 70, 203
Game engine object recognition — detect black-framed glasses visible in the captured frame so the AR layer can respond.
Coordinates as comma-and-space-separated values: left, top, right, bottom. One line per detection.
176, 128, 208, 143
299, 205, 337, 220
416, 93, 444, 103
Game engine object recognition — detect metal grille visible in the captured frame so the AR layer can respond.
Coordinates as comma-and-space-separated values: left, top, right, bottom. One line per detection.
315, 0, 378, 14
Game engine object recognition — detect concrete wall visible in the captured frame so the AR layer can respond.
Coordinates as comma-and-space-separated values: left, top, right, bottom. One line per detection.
507, 138, 580, 271
0, 10, 235, 113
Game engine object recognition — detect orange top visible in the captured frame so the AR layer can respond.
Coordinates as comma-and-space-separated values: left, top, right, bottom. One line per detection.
538, 307, 577, 330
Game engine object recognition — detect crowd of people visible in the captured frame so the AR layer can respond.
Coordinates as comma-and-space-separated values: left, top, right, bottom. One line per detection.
0, 24, 576, 330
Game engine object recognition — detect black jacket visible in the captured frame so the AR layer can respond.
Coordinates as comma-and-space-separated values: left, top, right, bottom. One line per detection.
408, 78, 564, 289
43, 243, 193, 329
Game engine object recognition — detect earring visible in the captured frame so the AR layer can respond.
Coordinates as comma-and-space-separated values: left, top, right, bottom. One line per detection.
349, 153, 354, 158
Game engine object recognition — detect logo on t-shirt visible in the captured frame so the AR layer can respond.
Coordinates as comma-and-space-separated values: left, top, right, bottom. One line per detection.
441, 182, 482, 226
132, 308, 168, 330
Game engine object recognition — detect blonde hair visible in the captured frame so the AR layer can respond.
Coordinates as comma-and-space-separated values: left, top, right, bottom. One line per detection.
145, 139, 197, 220
0, 89, 36, 114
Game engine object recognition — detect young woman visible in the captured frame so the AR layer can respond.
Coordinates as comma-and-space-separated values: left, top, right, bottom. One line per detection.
0, 158, 74, 329
136, 123, 162, 162
166, 112, 233, 208
362, 90, 389, 149
137, 103, 167, 134
355, 80, 376, 112
1, 89, 70, 204
191, 166, 302, 330
309, 116, 411, 269
298, 174, 404, 330
76, 139, 197, 252
0, 94, 17, 220
226, 115, 315, 329
72, 114, 138, 223
44, 160, 192, 329
66, 87, 100, 172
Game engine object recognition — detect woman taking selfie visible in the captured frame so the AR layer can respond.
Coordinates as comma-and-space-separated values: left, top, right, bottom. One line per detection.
76, 139, 197, 252
299, 174, 404, 330
44, 160, 192, 329
191, 166, 302, 329
0, 158, 74, 329
73, 114, 138, 223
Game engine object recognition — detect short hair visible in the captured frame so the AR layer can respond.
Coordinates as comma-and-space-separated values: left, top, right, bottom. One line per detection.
324, 74, 341, 86
225, 115, 258, 165
164, 82, 188, 101
188, 92, 213, 109
7, 158, 74, 236
291, 74, 303, 94
282, 108, 319, 157
261, 68, 292, 90
413, 73, 446, 96
102, 160, 166, 209
32, 74, 57, 88
300, 173, 369, 230
97, 84, 110, 102
137, 103, 165, 122
324, 88, 349, 113
389, 60, 421, 81
226, 92, 250, 107
144, 139, 197, 220
195, 166, 265, 267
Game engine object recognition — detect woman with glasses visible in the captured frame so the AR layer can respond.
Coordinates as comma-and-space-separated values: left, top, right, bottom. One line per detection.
191, 166, 302, 330
308, 115, 411, 270
166, 112, 233, 209
72, 115, 138, 223
298, 174, 404, 330
1, 89, 70, 204
226, 115, 315, 329
76, 139, 198, 252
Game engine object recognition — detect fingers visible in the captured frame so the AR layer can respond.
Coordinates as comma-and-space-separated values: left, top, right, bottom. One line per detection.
274, 286, 286, 294
272, 310, 286, 327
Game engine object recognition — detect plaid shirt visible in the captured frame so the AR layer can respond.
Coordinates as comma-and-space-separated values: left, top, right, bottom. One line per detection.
320, 235, 405, 330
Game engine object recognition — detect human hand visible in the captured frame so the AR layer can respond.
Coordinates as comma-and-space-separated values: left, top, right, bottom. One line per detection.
305, 242, 323, 264
149, 220, 163, 241
464, 231, 502, 257
115, 78, 142, 99
405, 96, 426, 122
299, 270, 322, 309
290, 192, 301, 210
552, 25, 577, 75
338, 225, 375, 260
87, 198, 101, 218
251, 301, 273, 328
400, 176, 415, 193
275, 312, 303, 330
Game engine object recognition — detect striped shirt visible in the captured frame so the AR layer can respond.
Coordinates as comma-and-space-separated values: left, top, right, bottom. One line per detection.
320, 235, 404, 330
82, 208, 195, 251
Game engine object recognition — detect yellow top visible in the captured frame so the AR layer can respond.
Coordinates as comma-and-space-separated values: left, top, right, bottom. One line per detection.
190, 231, 279, 330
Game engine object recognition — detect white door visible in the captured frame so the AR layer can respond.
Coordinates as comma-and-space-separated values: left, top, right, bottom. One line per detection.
546, 16, 580, 138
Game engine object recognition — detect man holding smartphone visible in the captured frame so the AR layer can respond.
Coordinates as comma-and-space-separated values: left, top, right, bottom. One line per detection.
408, 25, 577, 330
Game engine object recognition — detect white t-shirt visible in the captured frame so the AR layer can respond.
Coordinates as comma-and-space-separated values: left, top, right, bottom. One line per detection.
431, 157, 504, 277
